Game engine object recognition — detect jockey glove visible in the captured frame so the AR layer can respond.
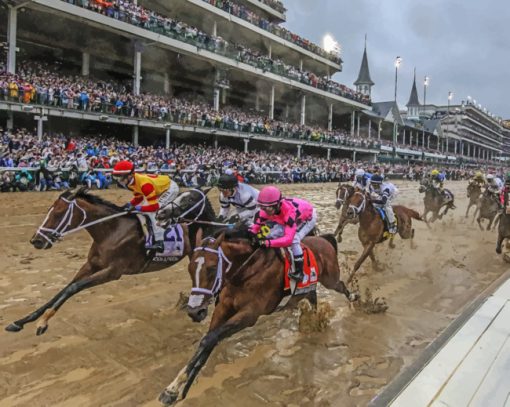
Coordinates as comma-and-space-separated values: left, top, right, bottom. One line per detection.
134, 205, 142, 212
122, 203, 134, 212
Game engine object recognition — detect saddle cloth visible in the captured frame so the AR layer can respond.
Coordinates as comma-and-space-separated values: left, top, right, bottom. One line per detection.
282, 245, 319, 295
137, 215, 184, 261
374, 207, 397, 239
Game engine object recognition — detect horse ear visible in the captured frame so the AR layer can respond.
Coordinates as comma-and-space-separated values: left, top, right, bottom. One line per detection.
214, 232, 225, 249
202, 186, 213, 195
195, 228, 203, 247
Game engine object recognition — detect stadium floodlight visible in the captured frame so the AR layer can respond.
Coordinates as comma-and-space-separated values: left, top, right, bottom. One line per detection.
322, 34, 340, 54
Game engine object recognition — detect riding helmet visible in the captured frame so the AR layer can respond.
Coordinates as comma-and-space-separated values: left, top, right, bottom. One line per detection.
217, 173, 239, 189
112, 160, 135, 176
371, 174, 384, 185
258, 186, 282, 207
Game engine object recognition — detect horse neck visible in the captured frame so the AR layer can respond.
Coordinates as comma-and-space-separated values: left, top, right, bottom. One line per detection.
359, 198, 377, 226
222, 241, 266, 285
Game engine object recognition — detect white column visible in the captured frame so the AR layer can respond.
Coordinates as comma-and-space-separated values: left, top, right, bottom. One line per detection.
299, 59, 303, 71
82, 52, 90, 76
269, 85, 275, 120
243, 139, 249, 153
402, 129, 406, 145
6, 111, 14, 130
164, 72, 170, 94
297, 145, 302, 159
7, 7, 17, 74
368, 119, 372, 139
454, 140, 457, 154
378, 120, 381, 140
285, 104, 289, 120
165, 128, 171, 149
350, 111, 355, 136
222, 88, 227, 105
328, 103, 333, 131
34, 114, 47, 142
268, 43, 272, 59
300, 95, 306, 126
255, 94, 260, 112
353, 150, 357, 162
133, 50, 142, 96
410, 131, 413, 146
327, 148, 331, 160
214, 136, 218, 149
213, 88, 220, 111
132, 126, 139, 146
356, 112, 361, 137
212, 20, 217, 37
427, 136, 430, 149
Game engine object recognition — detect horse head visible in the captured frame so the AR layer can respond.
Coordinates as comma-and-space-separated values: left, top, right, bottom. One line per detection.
346, 191, 367, 220
335, 184, 353, 210
156, 187, 212, 228
30, 187, 88, 249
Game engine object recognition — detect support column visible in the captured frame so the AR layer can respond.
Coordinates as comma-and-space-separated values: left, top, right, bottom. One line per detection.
212, 20, 217, 37
132, 126, 139, 146
378, 120, 382, 140
133, 49, 142, 96
164, 72, 170, 94
299, 59, 303, 71
269, 85, 275, 120
221, 88, 227, 105
214, 136, 218, 149
213, 88, 220, 111
268, 43, 272, 59
7, 6, 17, 74
255, 94, 260, 112
34, 114, 47, 142
356, 111, 361, 138
243, 139, 249, 153
454, 140, 457, 154
427, 136, 430, 150
285, 104, 289, 120
402, 128, 405, 145
6, 111, 14, 130
165, 128, 171, 149
353, 150, 357, 162
82, 52, 90, 77
297, 145, 302, 159
300, 95, 306, 126
368, 119, 372, 138
327, 148, 331, 161
409, 131, 413, 147
328, 103, 333, 131
350, 111, 355, 136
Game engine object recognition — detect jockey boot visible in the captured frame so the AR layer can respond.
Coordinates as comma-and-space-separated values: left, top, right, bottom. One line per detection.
288, 255, 304, 282
388, 222, 397, 234
145, 240, 165, 253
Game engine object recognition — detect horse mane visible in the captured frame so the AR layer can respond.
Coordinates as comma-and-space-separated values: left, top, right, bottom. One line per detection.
61, 187, 123, 212
201, 193, 216, 221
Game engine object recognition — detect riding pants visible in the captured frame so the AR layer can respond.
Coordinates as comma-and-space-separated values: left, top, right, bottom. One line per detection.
158, 181, 179, 209
291, 209, 318, 258
374, 199, 396, 225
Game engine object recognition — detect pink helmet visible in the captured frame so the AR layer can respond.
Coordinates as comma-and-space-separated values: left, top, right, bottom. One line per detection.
257, 186, 282, 207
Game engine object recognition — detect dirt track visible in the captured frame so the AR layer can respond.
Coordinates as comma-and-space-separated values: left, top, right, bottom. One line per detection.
0, 181, 507, 407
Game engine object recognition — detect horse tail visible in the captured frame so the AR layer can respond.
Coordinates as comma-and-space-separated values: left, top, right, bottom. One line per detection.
395, 205, 425, 222
320, 233, 338, 254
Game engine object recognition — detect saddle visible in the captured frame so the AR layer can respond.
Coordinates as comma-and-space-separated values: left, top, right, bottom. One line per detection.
136, 215, 185, 262
282, 245, 319, 296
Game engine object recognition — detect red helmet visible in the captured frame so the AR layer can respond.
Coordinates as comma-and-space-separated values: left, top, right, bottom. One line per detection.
112, 160, 134, 176
257, 186, 282, 207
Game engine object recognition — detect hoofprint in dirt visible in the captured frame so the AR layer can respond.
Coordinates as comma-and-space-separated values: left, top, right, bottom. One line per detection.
0, 181, 505, 407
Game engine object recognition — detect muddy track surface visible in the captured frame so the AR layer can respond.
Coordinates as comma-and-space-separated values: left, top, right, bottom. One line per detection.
0, 181, 506, 407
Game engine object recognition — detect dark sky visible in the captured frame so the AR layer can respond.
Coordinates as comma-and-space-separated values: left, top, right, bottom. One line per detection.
284, 0, 510, 118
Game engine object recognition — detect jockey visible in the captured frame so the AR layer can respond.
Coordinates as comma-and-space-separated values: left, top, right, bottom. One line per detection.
486, 173, 504, 208
352, 168, 372, 192
470, 171, 485, 187
369, 174, 398, 234
503, 172, 510, 210
217, 173, 259, 225
112, 160, 179, 252
249, 186, 317, 283
429, 169, 445, 191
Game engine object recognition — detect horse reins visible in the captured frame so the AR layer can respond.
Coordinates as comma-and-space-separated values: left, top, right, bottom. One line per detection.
348, 191, 366, 217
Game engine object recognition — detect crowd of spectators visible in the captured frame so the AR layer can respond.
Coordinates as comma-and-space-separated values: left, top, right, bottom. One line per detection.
0, 128, 499, 193
60, 0, 365, 104
256, 0, 287, 14
0, 59, 377, 150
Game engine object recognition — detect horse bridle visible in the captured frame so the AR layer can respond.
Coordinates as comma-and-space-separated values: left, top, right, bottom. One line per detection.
347, 191, 366, 218
164, 188, 206, 225
336, 186, 350, 206
189, 238, 232, 303
36, 197, 87, 244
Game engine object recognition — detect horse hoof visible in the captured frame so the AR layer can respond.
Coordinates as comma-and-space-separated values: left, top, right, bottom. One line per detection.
348, 292, 359, 302
336, 235, 343, 243
159, 389, 179, 406
36, 325, 48, 336
496, 247, 502, 254
5, 322, 23, 332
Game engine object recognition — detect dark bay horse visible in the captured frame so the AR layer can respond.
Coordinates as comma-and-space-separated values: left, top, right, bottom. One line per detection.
466, 182, 482, 218
5, 187, 216, 335
158, 230, 356, 405
496, 211, 510, 260
474, 190, 500, 231
345, 191, 424, 282
418, 178, 455, 222
334, 184, 357, 242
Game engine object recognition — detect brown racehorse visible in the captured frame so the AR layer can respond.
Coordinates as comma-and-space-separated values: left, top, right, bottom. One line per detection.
474, 190, 501, 231
5, 187, 216, 335
466, 182, 482, 218
418, 178, 455, 222
334, 184, 357, 242
158, 229, 356, 405
345, 191, 424, 283
496, 211, 510, 260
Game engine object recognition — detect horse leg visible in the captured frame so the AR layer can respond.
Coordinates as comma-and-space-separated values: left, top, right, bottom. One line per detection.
487, 216, 494, 231
334, 218, 346, 243
348, 242, 375, 284
159, 308, 259, 406
307, 290, 318, 309
465, 203, 472, 218
496, 234, 504, 254
34, 266, 119, 336
5, 262, 97, 333
477, 215, 484, 231
389, 235, 396, 249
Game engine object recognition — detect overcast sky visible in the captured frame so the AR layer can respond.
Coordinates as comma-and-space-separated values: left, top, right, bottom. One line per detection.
284, 0, 510, 118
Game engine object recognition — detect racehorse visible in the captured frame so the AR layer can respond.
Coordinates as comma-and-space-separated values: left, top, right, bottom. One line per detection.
496, 211, 510, 260
466, 182, 482, 218
334, 184, 357, 242
474, 190, 500, 231
418, 178, 455, 222
158, 229, 356, 405
345, 191, 424, 283
5, 187, 216, 335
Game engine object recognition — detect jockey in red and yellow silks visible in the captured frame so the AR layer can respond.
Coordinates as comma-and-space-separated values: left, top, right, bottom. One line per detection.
112, 160, 179, 252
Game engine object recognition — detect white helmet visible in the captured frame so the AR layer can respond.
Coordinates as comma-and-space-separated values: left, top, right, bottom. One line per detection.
355, 169, 365, 178
486, 174, 495, 181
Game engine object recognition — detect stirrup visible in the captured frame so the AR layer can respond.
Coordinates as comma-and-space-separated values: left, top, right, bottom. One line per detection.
146, 241, 165, 253
288, 270, 304, 282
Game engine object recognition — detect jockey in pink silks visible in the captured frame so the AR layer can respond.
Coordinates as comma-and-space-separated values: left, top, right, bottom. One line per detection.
249, 186, 318, 282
